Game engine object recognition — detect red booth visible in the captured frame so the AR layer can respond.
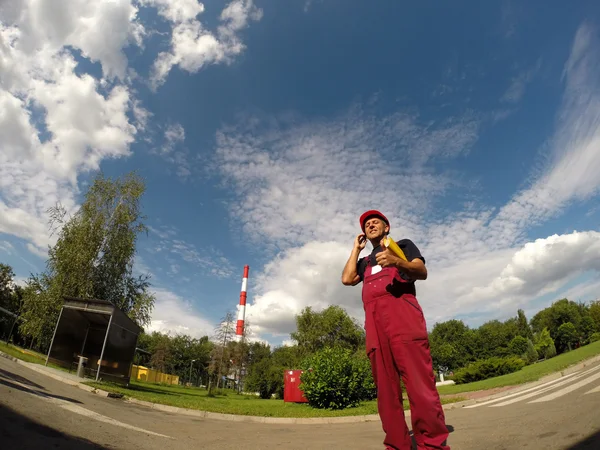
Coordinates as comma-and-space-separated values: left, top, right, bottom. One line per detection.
283, 369, 308, 403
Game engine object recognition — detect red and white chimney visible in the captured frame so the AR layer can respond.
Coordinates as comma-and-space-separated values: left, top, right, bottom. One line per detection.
235, 265, 249, 339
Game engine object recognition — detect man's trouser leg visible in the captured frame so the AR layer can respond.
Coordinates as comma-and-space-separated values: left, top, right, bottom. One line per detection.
390, 337, 450, 450
368, 337, 412, 450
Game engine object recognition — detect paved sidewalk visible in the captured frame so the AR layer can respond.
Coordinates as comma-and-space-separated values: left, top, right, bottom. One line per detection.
0, 351, 102, 391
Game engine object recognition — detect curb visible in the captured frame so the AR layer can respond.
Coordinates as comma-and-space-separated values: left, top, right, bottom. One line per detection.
3, 349, 600, 424
124, 397, 382, 424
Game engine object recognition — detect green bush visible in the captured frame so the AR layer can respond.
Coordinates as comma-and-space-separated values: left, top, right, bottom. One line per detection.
453, 356, 526, 384
543, 341, 557, 359
509, 336, 528, 356
590, 332, 600, 343
244, 358, 282, 399
300, 347, 376, 409
524, 339, 539, 364
535, 327, 557, 359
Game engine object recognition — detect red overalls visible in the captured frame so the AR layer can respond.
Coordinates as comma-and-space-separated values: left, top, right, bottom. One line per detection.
362, 257, 450, 450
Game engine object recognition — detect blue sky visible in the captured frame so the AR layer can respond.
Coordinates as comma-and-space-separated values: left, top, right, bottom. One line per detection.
2, 0, 600, 345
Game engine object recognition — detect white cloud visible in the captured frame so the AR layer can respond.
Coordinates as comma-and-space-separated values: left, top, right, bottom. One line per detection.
0, 1, 143, 256
147, 287, 215, 338
501, 60, 540, 104
246, 242, 367, 336
144, 0, 205, 23
2, 0, 143, 80
487, 23, 600, 246
215, 108, 479, 250
454, 231, 600, 311
164, 123, 186, 148
0, 240, 15, 256
219, 23, 600, 337
156, 123, 192, 178
149, 0, 262, 88
147, 225, 236, 279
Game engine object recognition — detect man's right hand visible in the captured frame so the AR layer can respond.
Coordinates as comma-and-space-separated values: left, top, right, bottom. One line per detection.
354, 233, 367, 251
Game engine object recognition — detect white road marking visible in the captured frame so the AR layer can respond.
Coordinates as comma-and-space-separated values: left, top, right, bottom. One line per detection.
4, 375, 172, 439
48, 398, 172, 438
490, 373, 588, 407
584, 385, 600, 394
465, 364, 600, 409
463, 372, 580, 409
529, 369, 600, 403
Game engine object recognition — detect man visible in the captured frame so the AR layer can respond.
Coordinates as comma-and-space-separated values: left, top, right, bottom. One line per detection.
341, 210, 450, 450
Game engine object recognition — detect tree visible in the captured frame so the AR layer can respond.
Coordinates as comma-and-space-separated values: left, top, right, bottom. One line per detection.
244, 343, 282, 399
209, 310, 236, 391
580, 316, 596, 344
429, 320, 475, 369
517, 309, 533, 340
534, 327, 556, 359
134, 331, 213, 384
291, 306, 365, 355
0, 263, 20, 341
19, 273, 58, 349
525, 339, 539, 364
430, 342, 460, 373
242, 344, 303, 400
271, 344, 302, 370
0, 263, 16, 311
149, 333, 173, 373
18, 172, 154, 350
473, 319, 517, 360
555, 322, 579, 352
589, 301, 600, 332
531, 299, 583, 342
509, 336, 528, 356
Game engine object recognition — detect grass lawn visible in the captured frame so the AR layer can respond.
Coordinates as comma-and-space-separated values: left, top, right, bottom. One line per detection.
0, 341, 72, 373
0, 341, 48, 364
84, 379, 466, 418
437, 340, 600, 395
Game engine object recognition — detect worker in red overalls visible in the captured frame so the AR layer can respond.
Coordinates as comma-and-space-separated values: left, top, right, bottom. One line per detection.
342, 210, 450, 450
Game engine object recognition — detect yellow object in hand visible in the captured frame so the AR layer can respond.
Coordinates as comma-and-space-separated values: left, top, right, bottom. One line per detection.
382, 236, 408, 261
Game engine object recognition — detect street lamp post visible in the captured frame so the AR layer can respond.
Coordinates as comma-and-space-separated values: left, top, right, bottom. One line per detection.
189, 359, 196, 386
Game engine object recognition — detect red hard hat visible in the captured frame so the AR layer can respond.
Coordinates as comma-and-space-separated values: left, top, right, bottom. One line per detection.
359, 210, 390, 232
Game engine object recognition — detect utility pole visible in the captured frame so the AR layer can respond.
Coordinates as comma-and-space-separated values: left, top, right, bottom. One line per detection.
189, 359, 196, 386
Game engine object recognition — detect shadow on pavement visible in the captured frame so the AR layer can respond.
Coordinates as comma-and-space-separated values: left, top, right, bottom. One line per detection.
0, 367, 46, 390
0, 403, 107, 449
0, 369, 83, 404
566, 430, 600, 449
408, 424, 454, 449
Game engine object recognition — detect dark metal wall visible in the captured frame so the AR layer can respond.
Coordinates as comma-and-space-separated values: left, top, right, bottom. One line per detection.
96, 323, 138, 383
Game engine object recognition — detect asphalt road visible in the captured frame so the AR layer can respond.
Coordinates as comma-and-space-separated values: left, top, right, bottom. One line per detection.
1, 356, 600, 450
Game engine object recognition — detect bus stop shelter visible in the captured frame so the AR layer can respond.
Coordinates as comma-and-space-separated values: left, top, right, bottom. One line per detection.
45, 296, 141, 384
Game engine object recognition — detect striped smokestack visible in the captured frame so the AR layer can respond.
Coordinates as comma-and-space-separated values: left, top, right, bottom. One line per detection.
235, 265, 249, 337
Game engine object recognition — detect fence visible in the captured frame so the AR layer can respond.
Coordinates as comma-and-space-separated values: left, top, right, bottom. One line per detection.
130, 365, 180, 385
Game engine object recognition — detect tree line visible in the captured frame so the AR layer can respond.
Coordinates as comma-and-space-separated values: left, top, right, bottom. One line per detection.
429, 300, 600, 376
